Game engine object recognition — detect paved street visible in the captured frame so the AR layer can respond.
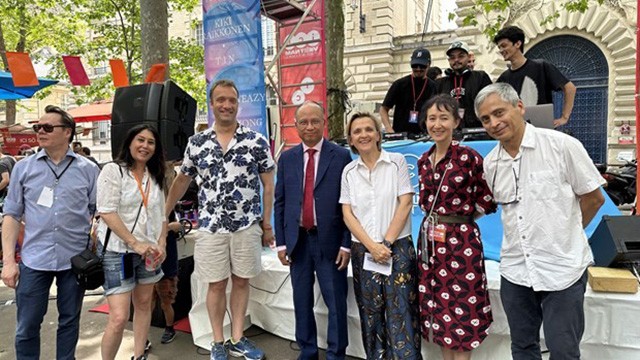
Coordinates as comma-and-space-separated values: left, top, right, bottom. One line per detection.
0, 281, 353, 360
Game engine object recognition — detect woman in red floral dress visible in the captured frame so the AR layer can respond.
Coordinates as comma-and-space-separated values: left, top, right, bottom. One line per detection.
417, 95, 496, 360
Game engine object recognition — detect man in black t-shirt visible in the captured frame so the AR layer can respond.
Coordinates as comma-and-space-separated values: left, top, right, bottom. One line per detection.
381, 48, 438, 135
494, 26, 576, 127
437, 41, 492, 128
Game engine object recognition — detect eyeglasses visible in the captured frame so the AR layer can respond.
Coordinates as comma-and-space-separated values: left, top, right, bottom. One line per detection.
296, 119, 322, 128
33, 124, 68, 133
491, 153, 521, 206
411, 64, 427, 69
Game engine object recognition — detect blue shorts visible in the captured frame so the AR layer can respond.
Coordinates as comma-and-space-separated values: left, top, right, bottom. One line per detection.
98, 243, 164, 296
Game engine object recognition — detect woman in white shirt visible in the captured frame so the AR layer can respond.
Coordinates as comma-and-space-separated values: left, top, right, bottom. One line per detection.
97, 124, 168, 360
340, 113, 421, 359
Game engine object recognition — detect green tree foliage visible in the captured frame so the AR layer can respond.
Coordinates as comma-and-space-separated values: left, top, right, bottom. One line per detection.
0, 0, 87, 123
1, 0, 202, 110
460, 0, 605, 40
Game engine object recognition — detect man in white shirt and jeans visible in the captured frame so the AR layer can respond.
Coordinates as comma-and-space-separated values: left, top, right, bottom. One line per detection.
475, 83, 605, 360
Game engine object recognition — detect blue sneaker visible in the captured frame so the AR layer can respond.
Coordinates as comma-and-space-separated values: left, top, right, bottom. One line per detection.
226, 337, 265, 360
210, 341, 228, 360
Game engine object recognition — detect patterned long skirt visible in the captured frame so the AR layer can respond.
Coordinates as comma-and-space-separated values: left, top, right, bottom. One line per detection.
351, 236, 422, 360
417, 220, 493, 351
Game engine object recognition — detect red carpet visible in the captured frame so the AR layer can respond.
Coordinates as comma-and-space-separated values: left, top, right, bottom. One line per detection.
173, 317, 191, 333
89, 303, 110, 314
88, 303, 192, 334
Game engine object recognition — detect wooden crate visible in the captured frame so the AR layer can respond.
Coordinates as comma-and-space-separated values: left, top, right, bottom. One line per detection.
588, 266, 638, 294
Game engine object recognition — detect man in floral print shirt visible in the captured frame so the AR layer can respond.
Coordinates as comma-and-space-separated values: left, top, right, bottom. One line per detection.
166, 79, 275, 360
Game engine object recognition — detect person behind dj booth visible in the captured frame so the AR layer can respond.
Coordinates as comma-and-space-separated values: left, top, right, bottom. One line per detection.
436, 41, 492, 129
381, 47, 438, 136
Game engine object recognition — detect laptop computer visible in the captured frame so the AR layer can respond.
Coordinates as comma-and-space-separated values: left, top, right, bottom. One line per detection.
524, 103, 555, 129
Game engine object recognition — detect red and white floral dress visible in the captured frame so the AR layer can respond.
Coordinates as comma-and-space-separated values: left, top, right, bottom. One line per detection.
417, 142, 497, 351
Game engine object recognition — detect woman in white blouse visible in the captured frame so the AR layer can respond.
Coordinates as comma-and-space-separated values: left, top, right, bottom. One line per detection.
97, 124, 168, 360
340, 113, 422, 359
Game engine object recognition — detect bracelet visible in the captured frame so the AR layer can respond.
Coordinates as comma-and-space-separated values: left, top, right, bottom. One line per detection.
382, 240, 392, 248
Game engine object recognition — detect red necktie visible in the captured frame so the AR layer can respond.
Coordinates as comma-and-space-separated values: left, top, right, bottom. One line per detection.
302, 148, 316, 230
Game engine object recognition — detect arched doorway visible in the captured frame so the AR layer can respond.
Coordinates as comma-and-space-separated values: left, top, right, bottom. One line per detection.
527, 35, 609, 163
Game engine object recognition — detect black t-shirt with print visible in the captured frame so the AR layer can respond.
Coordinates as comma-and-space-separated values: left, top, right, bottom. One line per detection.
497, 59, 569, 106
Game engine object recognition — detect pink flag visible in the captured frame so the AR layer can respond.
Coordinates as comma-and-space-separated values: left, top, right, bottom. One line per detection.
62, 56, 91, 86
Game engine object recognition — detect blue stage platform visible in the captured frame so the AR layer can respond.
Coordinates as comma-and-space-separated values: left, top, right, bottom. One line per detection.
379, 140, 621, 261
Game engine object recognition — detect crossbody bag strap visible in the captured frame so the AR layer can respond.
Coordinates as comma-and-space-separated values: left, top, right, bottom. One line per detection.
99, 163, 134, 255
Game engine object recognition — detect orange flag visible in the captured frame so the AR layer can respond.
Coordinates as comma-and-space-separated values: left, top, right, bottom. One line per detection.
109, 59, 129, 88
145, 63, 167, 83
6, 52, 39, 87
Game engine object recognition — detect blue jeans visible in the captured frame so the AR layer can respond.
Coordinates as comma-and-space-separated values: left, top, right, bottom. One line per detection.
15, 263, 84, 360
501, 271, 588, 360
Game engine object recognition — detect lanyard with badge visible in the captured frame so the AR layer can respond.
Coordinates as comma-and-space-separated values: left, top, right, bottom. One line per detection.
37, 157, 75, 208
132, 171, 152, 236
454, 76, 466, 119
421, 154, 452, 265
409, 76, 428, 124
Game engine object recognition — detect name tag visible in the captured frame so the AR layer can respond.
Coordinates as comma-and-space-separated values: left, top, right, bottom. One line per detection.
429, 223, 446, 243
409, 111, 419, 124
37, 186, 54, 208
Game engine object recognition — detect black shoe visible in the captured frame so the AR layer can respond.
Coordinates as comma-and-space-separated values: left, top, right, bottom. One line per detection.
131, 355, 148, 360
161, 328, 177, 344
145, 340, 152, 353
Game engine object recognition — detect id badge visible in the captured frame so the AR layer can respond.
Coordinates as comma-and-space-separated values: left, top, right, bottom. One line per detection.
37, 186, 54, 208
421, 220, 430, 264
433, 224, 446, 243
409, 111, 419, 124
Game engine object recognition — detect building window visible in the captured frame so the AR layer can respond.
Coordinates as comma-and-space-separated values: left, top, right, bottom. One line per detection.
94, 66, 108, 75
195, 21, 204, 45
261, 16, 276, 57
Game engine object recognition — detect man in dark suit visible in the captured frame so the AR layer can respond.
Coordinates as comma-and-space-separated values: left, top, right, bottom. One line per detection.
274, 101, 352, 360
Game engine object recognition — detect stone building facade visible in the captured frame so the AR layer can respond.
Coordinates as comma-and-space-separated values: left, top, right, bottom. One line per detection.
344, 0, 638, 165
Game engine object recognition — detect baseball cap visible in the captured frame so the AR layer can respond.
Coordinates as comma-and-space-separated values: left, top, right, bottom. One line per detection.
446, 41, 470, 56
410, 48, 431, 67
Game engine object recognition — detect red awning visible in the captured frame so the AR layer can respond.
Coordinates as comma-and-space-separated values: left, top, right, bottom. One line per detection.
67, 100, 112, 123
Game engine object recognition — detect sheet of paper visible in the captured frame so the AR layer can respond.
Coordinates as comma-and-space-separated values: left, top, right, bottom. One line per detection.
363, 252, 392, 276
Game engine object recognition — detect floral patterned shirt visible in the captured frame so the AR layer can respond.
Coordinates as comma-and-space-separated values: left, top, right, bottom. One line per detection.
181, 124, 275, 233
418, 142, 496, 217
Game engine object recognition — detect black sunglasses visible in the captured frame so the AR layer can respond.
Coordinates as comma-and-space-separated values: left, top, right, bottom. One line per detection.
33, 124, 68, 133
412, 64, 427, 69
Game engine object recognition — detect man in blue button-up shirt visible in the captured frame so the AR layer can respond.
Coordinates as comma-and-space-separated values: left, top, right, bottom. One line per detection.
1, 105, 99, 360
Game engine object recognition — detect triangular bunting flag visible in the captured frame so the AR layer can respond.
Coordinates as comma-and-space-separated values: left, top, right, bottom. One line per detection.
109, 59, 129, 88
62, 56, 91, 86
145, 63, 167, 83
6, 52, 39, 87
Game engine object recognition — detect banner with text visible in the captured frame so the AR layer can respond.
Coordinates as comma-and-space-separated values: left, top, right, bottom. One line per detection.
277, 0, 326, 145
203, 0, 267, 136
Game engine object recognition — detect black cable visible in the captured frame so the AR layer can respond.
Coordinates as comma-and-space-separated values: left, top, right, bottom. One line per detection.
248, 273, 290, 294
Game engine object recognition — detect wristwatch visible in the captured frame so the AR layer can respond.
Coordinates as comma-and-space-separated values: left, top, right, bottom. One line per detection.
382, 239, 392, 248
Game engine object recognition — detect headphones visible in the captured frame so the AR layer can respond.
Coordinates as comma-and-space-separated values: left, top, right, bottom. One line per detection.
444, 68, 470, 77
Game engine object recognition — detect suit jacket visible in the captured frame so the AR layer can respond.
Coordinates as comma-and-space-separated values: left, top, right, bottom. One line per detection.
274, 140, 352, 258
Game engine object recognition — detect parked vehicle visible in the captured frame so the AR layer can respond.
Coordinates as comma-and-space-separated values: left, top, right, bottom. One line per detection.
598, 160, 637, 207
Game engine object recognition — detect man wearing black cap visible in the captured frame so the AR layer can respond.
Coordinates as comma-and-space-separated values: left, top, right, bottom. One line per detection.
437, 41, 493, 128
381, 48, 438, 135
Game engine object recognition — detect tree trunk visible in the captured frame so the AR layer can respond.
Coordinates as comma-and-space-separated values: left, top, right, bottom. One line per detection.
0, 4, 25, 126
325, 0, 345, 140
140, 0, 169, 80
